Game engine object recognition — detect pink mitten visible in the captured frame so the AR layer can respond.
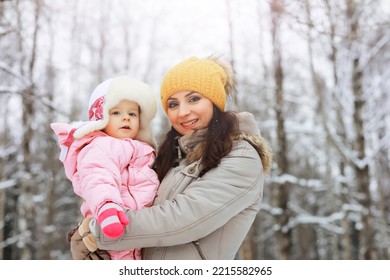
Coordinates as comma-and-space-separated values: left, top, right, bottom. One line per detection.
97, 203, 129, 238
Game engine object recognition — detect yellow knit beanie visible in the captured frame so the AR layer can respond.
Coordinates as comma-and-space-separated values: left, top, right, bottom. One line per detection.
161, 56, 230, 113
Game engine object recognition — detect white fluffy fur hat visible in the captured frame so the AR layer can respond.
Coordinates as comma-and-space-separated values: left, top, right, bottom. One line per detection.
73, 76, 157, 146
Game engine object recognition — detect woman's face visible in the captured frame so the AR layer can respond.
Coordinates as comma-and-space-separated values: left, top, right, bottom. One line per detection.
166, 90, 214, 136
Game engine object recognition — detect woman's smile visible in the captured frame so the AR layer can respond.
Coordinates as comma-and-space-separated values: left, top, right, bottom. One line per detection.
181, 118, 199, 128
167, 90, 213, 135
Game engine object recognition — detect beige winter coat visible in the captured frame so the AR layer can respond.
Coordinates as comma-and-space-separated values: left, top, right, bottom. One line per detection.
94, 112, 272, 259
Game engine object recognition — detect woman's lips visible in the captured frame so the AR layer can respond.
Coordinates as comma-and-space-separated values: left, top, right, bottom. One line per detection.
181, 119, 198, 128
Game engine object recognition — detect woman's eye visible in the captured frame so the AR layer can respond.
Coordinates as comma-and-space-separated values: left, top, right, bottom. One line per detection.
168, 102, 178, 109
189, 96, 200, 103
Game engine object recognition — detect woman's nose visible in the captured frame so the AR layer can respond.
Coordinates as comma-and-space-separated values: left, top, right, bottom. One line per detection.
178, 104, 190, 117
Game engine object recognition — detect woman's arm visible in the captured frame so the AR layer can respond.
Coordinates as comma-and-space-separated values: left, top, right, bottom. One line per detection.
94, 140, 264, 250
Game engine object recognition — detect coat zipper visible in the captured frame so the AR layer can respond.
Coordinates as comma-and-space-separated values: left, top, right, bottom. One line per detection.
193, 241, 207, 260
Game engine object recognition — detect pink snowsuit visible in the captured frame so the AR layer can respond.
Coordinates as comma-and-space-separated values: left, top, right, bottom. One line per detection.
51, 123, 159, 260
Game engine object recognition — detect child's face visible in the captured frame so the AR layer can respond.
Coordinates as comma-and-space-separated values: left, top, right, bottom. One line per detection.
103, 99, 140, 139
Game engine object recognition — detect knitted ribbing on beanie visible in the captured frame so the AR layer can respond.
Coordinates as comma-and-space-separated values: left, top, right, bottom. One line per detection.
160, 56, 227, 112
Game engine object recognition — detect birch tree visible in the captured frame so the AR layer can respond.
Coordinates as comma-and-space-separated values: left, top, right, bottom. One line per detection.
270, 0, 292, 260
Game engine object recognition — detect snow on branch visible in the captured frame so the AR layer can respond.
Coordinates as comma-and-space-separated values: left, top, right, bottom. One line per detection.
283, 203, 365, 235
324, 119, 373, 170
0, 179, 17, 190
0, 86, 22, 94
359, 32, 390, 70
0, 83, 70, 117
0, 145, 17, 158
0, 61, 31, 87
260, 201, 366, 236
36, 94, 70, 117
261, 203, 283, 216
285, 211, 345, 234
270, 173, 326, 191
0, 232, 26, 249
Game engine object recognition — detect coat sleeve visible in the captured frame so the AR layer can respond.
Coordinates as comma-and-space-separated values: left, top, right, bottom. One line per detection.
76, 139, 129, 216
94, 141, 264, 250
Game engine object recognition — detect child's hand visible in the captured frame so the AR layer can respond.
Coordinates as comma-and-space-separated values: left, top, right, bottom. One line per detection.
97, 203, 129, 238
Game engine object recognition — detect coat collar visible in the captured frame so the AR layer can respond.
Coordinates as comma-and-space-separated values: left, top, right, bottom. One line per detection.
174, 112, 273, 174
178, 129, 206, 154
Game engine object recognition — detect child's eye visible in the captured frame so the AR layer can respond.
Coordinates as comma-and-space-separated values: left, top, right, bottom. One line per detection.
111, 111, 120, 115
129, 112, 137, 117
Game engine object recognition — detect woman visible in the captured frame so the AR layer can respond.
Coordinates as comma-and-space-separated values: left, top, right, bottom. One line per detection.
70, 55, 272, 260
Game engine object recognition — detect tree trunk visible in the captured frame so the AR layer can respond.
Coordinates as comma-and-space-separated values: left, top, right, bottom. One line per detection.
225, 0, 238, 110
270, 0, 291, 260
346, 0, 376, 260
17, 0, 42, 259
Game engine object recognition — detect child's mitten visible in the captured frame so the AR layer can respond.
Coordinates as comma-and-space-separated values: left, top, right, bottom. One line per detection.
97, 203, 129, 238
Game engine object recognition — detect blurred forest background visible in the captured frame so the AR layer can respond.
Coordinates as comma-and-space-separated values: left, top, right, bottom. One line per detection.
0, 0, 389, 260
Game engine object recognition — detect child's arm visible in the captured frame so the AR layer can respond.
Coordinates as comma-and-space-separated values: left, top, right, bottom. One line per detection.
77, 140, 128, 238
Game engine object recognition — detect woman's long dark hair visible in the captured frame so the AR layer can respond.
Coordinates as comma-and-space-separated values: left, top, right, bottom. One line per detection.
155, 105, 239, 181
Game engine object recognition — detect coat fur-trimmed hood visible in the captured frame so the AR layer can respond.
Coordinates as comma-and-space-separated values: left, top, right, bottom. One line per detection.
237, 132, 273, 175
235, 111, 272, 174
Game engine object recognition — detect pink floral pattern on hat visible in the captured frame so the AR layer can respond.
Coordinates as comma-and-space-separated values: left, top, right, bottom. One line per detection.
89, 96, 105, 121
